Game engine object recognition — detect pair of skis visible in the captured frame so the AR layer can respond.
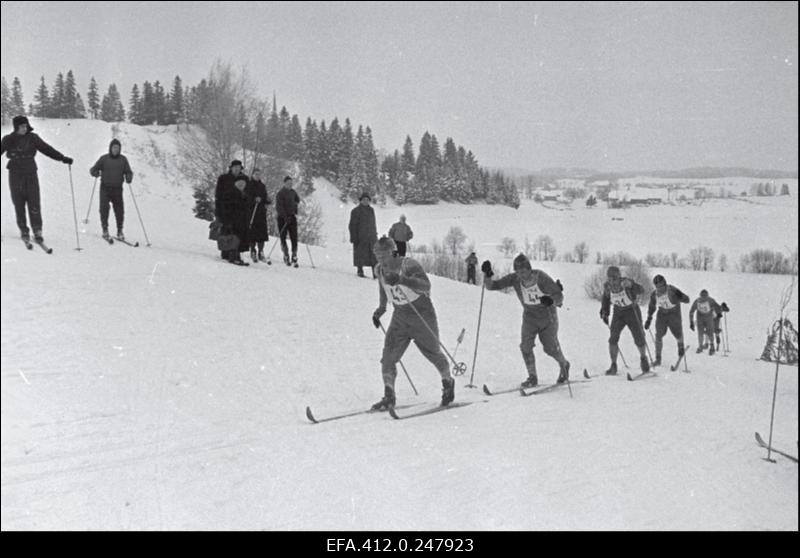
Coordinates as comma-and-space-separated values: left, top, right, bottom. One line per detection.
306, 400, 476, 423
482, 378, 591, 397
103, 235, 140, 247
624, 346, 692, 380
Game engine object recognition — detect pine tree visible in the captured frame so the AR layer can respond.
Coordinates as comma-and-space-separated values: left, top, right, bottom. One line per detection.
101, 84, 124, 122
264, 99, 281, 155
169, 75, 183, 125
128, 84, 142, 124
11, 77, 26, 116
362, 126, 380, 195
50, 73, 65, 118
326, 118, 342, 177
141, 81, 155, 124
0, 77, 11, 124
286, 114, 304, 161
278, 106, 291, 158
87, 76, 100, 119
153, 81, 165, 124
304, 117, 321, 175
33, 76, 51, 117
75, 92, 87, 118
64, 70, 78, 118
401, 136, 415, 172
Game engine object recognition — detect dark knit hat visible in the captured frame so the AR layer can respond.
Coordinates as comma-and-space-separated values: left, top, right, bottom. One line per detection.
606, 265, 621, 278
513, 253, 532, 271
653, 274, 665, 285
284, 175, 293, 183
359, 192, 372, 201
12, 115, 32, 132
109, 138, 121, 154
700, 289, 708, 297
230, 160, 243, 168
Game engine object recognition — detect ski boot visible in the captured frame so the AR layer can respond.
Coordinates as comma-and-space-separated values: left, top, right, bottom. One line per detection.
695, 347, 703, 354
605, 362, 618, 376
250, 248, 258, 263
640, 356, 650, 373
557, 360, 571, 383
283, 252, 290, 266
33, 229, 44, 243
653, 354, 662, 367
520, 374, 538, 388
678, 345, 685, 357
258, 251, 267, 263
116, 229, 125, 242
371, 386, 396, 411
441, 377, 456, 406
102, 227, 111, 241
291, 253, 298, 268
709, 345, 715, 356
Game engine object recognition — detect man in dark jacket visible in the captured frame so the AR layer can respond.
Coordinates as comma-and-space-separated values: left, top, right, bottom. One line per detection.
348, 192, 378, 277
0, 116, 73, 243
275, 175, 300, 266
387, 214, 413, 257
90, 138, 134, 241
214, 160, 250, 266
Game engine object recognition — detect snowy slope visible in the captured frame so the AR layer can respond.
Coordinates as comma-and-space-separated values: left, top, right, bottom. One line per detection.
1, 119, 797, 531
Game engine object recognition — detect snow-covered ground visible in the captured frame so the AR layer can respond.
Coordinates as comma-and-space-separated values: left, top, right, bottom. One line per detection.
1, 119, 797, 530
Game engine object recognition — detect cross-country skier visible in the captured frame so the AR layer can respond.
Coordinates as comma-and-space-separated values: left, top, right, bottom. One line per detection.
643, 274, 689, 366
600, 266, 650, 375
481, 254, 570, 386
275, 176, 300, 266
89, 138, 133, 241
370, 236, 456, 410
689, 289, 722, 355
1, 116, 73, 244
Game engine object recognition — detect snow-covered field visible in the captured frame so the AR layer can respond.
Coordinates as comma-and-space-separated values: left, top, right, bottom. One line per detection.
1, 119, 797, 530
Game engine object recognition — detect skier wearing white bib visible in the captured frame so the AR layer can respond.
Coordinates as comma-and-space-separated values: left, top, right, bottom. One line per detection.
644, 274, 690, 366
370, 236, 455, 410
481, 253, 570, 387
600, 266, 649, 375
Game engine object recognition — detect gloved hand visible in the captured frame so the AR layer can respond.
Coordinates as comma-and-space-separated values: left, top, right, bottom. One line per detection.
62, 156, 74, 165
600, 310, 609, 325
690, 322, 695, 331
90, 169, 100, 178
644, 317, 652, 330
721, 302, 730, 312
372, 310, 384, 329
716, 313, 723, 320
383, 271, 400, 286
125, 177, 133, 184
540, 295, 554, 306
481, 260, 493, 277
255, 197, 262, 203
556, 279, 564, 292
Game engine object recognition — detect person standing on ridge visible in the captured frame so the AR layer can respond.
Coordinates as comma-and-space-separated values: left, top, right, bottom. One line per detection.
90, 138, 133, 241
370, 236, 456, 410
481, 253, 570, 387
349, 192, 378, 277
1, 115, 73, 245
465, 252, 478, 284
387, 213, 413, 257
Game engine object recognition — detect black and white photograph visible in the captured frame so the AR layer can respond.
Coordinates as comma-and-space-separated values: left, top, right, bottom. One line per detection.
1, 1, 797, 534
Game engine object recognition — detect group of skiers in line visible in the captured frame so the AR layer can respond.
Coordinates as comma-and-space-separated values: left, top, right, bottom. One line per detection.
213, 160, 301, 266
367, 242, 731, 412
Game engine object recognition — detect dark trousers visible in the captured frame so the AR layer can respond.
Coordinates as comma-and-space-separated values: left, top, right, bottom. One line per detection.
277, 216, 298, 256
467, 266, 476, 284
394, 241, 407, 257
8, 172, 42, 236
99, 185, 124, 231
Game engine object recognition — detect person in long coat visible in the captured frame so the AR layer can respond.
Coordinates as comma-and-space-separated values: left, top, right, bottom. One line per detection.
348, 192, 378, 277
245, 168, 271, 262
214, 160, 250, 265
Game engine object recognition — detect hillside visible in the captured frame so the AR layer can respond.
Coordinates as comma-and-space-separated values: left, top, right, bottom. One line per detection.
1, 119, 797, 531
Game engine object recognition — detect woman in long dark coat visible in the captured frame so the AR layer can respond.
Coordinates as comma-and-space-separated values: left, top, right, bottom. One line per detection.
245, 168, 271, 262
215, 160, 250, 265
348, 192, 378, 277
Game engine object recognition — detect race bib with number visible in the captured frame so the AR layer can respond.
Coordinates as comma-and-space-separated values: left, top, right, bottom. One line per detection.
519, 282, 545, 306
610, 289, 634, 307
697, 301, 711, 313
382, 282, 420, 306
656, 292, 675, 310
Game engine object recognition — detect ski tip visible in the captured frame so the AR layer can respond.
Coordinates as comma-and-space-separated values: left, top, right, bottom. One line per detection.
305, 406, 318, 424
626, 373, 634, 381
482, 384, 492, 396
583, 368, 591, 379
388, 407, 401, 420
519, 387, 528, 396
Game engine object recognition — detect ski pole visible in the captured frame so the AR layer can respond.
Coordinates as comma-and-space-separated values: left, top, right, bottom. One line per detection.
248, 201, 259, 228
723, 313, 730, 354
608, 323, 630, 369
466, 280, 486, 388
634, 306, 656, 366
450, 328, 467, 375
395, 288, 461, 370
378, 321, 418, 395
764, 318, 785, 463
128, 184, 151, 246
297, 218, 316, 269
68, 165, 82, 251
83, 176, 98, 224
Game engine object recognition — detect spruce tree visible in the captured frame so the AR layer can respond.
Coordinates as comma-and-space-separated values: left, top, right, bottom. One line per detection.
401, 136, 415, 172
33, 76, 50, 117
11, 77, 26, 116
75, 92, 87, 118
153, 81, 165, 124
141, 81, 155, 124
87, 76, 100, 119
64, 70, 78, 118
170, 75, 183, 124
362, 126, 380, 194
317, 120, 330, 178
0, 77, 11, 124
327, 118, 342, 177
128, 84, 142, 124
264, 102, 281, 155
286, 114, 304, 161
278, 106, 291, 158
51, 73, 65, 117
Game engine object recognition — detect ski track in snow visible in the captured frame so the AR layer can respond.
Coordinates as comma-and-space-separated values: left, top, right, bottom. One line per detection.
1, 119, 797, 530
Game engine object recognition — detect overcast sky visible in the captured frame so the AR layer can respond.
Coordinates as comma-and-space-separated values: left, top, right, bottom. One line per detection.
2, 1, 797, 172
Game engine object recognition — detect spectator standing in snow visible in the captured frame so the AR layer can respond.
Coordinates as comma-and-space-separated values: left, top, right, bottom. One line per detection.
349, 192, 378, 277
388, 214, 413, 257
